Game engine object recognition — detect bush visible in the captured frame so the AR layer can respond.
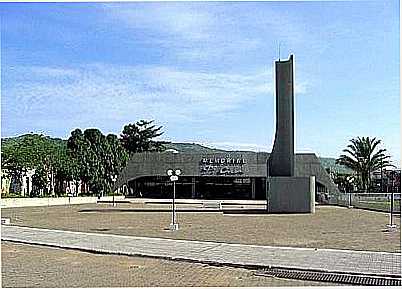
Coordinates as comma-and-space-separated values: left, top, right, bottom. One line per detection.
1, 192, 26, 198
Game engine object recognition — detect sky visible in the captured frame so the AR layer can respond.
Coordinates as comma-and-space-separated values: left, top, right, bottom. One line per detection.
1, 1, 400, 166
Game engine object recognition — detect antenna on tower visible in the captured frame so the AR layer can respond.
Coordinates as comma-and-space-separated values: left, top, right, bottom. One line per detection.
278, 42, 281, 60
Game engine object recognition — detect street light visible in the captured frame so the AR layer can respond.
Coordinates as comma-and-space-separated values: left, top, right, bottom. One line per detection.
111, 175, 117, 207
387, 171, 397, 231
167, 168, 181, 231
346, 176, 355, 208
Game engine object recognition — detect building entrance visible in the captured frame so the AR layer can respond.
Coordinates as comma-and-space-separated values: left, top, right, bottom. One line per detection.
127, 176, 266, 200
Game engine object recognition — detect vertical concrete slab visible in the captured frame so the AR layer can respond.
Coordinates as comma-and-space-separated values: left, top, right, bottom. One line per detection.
268, 55, 295, 177
310, 176, 316, 213
268, 176, 315, 213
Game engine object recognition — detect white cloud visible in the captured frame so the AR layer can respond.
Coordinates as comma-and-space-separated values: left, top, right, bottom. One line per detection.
4, 63, 275, 126
101, 3, 215, 41
99, 3, 298, 62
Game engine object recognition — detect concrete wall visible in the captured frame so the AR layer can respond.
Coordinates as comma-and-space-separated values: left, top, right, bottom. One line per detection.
0, 196, 125, 208
268, 176, 315, 213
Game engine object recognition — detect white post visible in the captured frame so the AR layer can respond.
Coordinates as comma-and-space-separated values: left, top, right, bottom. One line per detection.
172, 181, 176, 226
310, 176, 316, 213
167, 169, 180, 231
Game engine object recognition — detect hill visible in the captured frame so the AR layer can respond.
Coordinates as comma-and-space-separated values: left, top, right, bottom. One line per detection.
319, 157, 353, 174
1, 135, 351, 173
164, 142, 226, 154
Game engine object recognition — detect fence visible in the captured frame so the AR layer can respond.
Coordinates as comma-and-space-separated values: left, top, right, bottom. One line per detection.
329, 192, 401, 213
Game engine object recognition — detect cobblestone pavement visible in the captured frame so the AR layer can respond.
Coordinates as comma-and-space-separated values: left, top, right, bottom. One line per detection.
1, 204, 400, 252
2, 225, 400, 277
2, 242, 336, 287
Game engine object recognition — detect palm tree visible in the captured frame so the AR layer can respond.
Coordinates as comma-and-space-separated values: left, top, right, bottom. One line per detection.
336, 137, 393, 192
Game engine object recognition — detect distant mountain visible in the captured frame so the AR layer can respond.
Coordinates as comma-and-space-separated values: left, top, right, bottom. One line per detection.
164, 142, 227, 154
1, 135, 351, 174
319, 157, 353, 174
166, 143, 351, 173
1, 134, 67, 148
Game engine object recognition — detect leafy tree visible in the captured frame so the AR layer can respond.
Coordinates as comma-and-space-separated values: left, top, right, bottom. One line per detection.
336, 137, 393, 192
67, 128, 128, 195
1, 138, 28, 192
53, 145, 80, 196
120, 120, 168, 154
31, 166, 48, 196
1, 133, 76, 196
105, 134, 128, 191
2, 120, 166, 197
67, 129, 89, 184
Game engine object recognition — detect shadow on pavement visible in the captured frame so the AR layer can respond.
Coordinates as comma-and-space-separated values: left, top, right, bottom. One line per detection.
79, 208, 222, 213
79, 208, 270, 214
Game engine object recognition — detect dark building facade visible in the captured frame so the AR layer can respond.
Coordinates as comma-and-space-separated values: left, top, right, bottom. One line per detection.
115, 151, 339, 201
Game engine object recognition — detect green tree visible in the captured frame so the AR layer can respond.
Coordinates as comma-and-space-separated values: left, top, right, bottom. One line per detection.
105, 134, 128, 191
336, 137, 393, 192
120, 120, 168, 154
1, 133, 75, 196
66, 129, 88, 184
1, 137, 28, 194
53, 145, 80, 196
67, 128, 128, 196
31, 166, 48, 197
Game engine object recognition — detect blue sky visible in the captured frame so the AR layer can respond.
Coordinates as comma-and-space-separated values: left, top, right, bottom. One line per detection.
1, 1, 400, 166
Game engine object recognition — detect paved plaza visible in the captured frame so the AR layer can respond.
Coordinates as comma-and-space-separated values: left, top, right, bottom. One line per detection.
1, 203, 400, 252
2, 225, 401, 277
1, 242, 334, 287
1, 203, 401, 287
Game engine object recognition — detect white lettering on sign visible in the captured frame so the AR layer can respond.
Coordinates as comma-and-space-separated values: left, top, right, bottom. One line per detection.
199, 156, 247, 175
201, 157, 246, 165
199, 165, 244, 176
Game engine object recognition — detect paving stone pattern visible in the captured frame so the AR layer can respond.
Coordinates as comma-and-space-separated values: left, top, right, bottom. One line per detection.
2, 204, 400, 252
2, 242, 335, 287
2, 225, 400, 277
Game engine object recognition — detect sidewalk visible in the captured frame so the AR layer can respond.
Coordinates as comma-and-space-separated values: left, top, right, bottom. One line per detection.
1, 225, 400, 277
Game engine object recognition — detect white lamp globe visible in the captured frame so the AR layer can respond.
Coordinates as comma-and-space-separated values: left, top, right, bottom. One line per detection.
175, 169, 182, 176
167, 169, 173, 176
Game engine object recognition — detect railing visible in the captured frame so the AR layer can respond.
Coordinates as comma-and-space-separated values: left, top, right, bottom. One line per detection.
329, 192, 401, 213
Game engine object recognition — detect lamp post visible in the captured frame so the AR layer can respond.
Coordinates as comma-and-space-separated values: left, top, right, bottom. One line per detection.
387, 171, 396, 231
111, 175, 117, 207
167, 168, 181, 231
346, 176, 355, 208
380, 159, 384, 193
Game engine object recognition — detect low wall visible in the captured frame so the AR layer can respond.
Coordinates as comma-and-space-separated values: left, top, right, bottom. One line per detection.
0, 196, 125, 208
125, 198, 267, 205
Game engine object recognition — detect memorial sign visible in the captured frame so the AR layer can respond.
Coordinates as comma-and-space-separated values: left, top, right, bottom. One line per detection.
200, 156, 246, 176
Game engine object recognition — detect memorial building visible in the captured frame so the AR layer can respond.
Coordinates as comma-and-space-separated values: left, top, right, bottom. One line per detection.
115, 152, 338, 201
115, 55, 339, 210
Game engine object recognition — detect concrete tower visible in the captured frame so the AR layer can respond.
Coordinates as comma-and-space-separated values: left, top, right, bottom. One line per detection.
267, 54, 315, 213
268, 55, 295, 177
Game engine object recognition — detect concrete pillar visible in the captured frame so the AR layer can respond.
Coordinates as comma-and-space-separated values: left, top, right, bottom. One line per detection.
191, 177, 196, 199
268, 55, 295, 177
310, 176, 316, 213
251, 178, 256, 199
268, 176, 315, 213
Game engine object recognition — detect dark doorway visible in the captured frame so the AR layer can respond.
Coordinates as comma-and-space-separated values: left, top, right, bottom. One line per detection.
127, 176, 266, 200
